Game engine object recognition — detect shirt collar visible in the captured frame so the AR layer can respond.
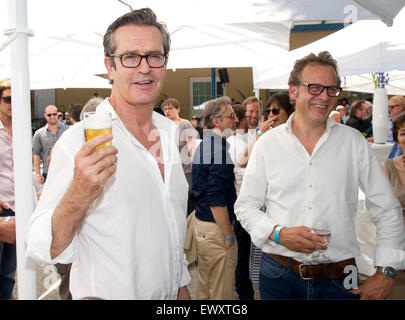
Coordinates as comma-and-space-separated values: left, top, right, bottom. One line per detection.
99, 98, 177, 133
97, 98, 119, 120
284, 111, 339, 135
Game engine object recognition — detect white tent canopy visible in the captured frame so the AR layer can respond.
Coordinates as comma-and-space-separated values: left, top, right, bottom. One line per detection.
253, 6, 405, 94
3, 0, 405, 301
1, 0, 401, 89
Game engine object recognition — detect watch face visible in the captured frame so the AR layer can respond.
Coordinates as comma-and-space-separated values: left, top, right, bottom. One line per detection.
385, 267, 397, 279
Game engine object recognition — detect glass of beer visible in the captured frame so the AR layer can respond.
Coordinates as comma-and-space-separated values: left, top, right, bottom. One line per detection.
83, 112, 112, 149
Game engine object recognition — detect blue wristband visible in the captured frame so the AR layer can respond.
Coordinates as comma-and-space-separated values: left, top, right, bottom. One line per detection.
226, 235, 235, 242
258, 130, 264, 136
274, 226, 285, 244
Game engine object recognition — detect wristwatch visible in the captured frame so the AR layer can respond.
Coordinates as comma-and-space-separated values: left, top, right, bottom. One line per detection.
376, 266, 397, 279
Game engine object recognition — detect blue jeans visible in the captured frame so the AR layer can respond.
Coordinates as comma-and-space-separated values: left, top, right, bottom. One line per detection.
259, 253, 360, 300
0, 208, 16, 299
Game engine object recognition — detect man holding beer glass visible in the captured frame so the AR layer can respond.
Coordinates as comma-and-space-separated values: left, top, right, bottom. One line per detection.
26, 8, 191, 300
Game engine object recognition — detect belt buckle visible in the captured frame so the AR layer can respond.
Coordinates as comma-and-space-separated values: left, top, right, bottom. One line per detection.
298, 264, 313, 280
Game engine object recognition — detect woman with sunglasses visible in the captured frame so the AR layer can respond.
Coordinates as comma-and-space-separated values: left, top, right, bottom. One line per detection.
260, 93, 295, 133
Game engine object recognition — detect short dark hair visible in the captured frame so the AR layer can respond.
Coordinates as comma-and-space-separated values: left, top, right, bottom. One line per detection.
392, 113, 405, 144
288, 51, 341, 88
265, 93, 295, 117
349, 100, 366, 117
232, 104, 245, 122
69, 104, 83, 122
103, 8, 170, 69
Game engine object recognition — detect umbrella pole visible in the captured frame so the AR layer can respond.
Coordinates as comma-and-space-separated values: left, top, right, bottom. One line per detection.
8, 0, 37, 300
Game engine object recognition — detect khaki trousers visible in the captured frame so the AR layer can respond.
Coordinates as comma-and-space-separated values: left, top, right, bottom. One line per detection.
194, 217, 237, 300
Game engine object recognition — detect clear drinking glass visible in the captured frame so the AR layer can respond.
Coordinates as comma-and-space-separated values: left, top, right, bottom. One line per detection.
83, 112, 112, 149
310, 220, 331, 264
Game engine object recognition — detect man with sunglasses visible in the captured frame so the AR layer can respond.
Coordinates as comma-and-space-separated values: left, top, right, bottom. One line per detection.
32, 104, 68, 184
235, 51, 405, 300
0, 78, 17, 299
27, 8, 191, 300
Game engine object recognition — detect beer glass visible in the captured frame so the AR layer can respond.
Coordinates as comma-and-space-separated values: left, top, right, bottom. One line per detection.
83, 112, 112, 149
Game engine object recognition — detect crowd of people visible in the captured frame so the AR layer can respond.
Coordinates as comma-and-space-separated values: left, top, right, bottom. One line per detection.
0, 8, 404, 301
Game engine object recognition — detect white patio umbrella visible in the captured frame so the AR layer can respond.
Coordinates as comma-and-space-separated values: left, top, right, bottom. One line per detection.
253, 6, 405, 93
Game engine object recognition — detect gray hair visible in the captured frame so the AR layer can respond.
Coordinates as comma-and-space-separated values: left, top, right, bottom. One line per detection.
80, 97, 104, 120
203, 96, 232, 129
103, 8, 171, 69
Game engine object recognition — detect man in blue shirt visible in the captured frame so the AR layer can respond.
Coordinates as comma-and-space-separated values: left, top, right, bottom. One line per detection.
192, 96, 239, 299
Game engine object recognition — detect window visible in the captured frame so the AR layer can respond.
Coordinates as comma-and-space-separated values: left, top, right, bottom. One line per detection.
189, 77, 225, 113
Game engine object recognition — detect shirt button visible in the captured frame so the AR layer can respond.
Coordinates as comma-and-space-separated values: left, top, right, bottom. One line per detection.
309, 184, 312, 188
308, 206, 312, 210
309, 162, 313, 166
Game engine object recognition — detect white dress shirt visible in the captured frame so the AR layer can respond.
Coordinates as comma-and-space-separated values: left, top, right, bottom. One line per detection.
0, 119, 14, 211
235, 113, 405, 269
26, 99, 191, 299
227, 130, 253, 195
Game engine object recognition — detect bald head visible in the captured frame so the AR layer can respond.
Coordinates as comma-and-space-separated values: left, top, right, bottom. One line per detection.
44, 105, 58, 125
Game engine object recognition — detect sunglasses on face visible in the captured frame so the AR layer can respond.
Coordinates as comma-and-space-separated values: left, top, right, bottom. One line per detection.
266, 108, 280, 115
46, 113, 58, 117
1, 96, 11, 104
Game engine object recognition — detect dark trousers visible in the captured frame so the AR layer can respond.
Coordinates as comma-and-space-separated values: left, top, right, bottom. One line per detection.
234, 220, 254, 299
260, 254, 360, 300
0, 209, 16, 299
185, 172, 195, 216
56, 263, 72, 300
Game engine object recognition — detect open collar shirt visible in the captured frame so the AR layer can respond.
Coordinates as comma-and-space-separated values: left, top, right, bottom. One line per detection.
0, 119, 14, 211
235, 113, 405, 269
26, 99, 191, 299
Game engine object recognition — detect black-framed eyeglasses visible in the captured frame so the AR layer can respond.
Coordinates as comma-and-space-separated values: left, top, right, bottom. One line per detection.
221, 112, 236, 120
108, 53, 167, 68
389, 104, 402, 109
46, 113, 58, 117
297, 82, 342, 97
1, 96, 11, 104
266, 108, 280, 115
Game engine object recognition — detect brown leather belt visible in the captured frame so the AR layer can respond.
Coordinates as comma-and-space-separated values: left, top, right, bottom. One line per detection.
266, 253, 356, 280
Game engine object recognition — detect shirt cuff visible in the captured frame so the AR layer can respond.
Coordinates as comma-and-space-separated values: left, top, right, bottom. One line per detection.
374, 246, 405, 270
26, 209, 77, 264
179, 253, 191, 287
250, 215, 276, 249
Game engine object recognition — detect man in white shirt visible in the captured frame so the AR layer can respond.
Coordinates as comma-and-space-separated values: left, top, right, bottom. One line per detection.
235, 51, 405, 300
26, 8, 191, 300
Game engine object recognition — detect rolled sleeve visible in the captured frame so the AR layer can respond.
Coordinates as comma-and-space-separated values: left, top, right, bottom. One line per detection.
26, 209, 77, 264
207, 163, 229, 207
26, 135, 78, 264
179, 253, 191, 288
359, 137, 405, 269
32, 131, 42, 156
